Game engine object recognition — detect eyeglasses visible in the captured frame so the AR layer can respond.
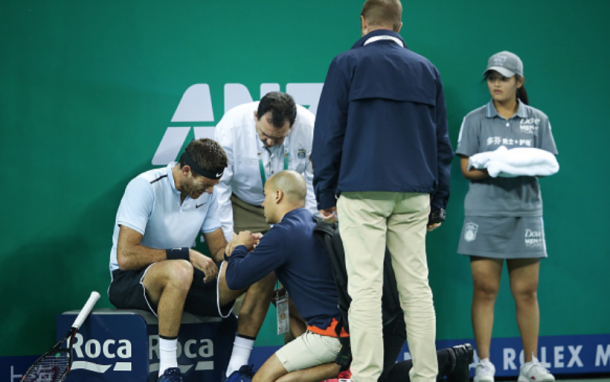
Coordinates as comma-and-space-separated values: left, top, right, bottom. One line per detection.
256, 123, 289, 141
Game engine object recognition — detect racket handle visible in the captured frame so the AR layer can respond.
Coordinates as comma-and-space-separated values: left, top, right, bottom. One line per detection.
72, 291, 101, 329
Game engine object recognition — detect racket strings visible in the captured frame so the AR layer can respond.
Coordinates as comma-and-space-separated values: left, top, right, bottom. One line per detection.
22, 351, 69, 382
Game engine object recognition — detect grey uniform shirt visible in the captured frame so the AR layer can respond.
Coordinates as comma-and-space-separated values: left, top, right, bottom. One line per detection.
456, 101, 558, 217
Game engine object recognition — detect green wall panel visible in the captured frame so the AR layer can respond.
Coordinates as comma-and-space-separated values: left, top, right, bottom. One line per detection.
1, 0, 608, 356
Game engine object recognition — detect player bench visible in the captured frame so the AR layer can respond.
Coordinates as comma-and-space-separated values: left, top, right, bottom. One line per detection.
57, 308, 237, 382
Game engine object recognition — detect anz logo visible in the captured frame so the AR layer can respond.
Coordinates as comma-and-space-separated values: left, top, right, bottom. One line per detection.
152, 83, 323, 165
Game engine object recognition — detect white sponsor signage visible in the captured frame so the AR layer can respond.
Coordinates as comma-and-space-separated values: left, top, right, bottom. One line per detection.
152, 83, 323, 165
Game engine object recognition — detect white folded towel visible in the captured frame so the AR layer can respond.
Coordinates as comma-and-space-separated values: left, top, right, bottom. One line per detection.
469, 146, 559, 178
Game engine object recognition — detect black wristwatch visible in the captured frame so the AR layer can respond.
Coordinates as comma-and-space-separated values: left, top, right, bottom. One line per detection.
428, 208, 446, 225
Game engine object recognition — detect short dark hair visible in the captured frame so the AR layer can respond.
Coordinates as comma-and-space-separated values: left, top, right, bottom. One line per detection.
256, 92, 297, 129
179, 138, 228, 173
361, 0, 402, 31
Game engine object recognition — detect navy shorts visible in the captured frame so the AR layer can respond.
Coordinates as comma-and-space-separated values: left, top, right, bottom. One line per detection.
109, 261, 235, 318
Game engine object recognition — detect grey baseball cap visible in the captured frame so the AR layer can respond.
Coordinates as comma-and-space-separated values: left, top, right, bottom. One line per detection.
484, 51, 523, 78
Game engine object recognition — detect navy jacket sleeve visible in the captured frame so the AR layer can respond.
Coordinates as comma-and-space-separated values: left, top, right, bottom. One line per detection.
224, 227, 286, 290
311, 56, 350, 210
431, 70, 453, 211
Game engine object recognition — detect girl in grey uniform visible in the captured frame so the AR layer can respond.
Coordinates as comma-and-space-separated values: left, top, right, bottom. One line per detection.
456, 52, 558, 382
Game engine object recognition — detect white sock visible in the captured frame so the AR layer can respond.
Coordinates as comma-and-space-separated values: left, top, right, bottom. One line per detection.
225, 335, 254, 377
158, 336, 178, 377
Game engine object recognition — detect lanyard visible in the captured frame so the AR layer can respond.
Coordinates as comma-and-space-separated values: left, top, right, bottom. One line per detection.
256, 136, 289, 188
363, 35, 404, 47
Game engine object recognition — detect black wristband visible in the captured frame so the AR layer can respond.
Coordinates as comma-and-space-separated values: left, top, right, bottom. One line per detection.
166, 247, 190, 261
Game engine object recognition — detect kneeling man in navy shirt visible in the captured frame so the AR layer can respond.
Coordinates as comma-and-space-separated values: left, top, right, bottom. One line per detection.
225, 170, 471, 382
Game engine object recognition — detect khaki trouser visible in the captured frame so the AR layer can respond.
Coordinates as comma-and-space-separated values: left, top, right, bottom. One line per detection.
337, 191, 438, 382
229, 194, 270, 315
231, 193, 271, 234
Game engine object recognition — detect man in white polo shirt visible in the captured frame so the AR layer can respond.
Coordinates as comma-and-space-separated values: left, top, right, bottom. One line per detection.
108, 138, 274, 382
214, 91, 316, 241
214, 92, 315, 347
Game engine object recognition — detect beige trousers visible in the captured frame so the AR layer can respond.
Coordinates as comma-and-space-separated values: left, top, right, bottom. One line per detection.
231, 193, 271, 234
229, 194, 270, 315
337, 191, 438, 382
275, 331, 341, 373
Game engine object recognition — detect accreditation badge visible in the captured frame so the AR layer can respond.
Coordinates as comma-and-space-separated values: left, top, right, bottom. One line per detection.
275, 291, 290, 335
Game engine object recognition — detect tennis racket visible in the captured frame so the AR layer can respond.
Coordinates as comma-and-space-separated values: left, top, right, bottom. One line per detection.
21, 291, 101, 382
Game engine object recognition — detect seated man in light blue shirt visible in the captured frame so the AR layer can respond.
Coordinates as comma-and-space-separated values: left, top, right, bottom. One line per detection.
108, 138, 274, 382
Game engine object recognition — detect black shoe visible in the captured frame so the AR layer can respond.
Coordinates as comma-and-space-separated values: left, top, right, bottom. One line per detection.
225, 364, 256, 382
447, 343, 474, 382
157, 367, 183, 382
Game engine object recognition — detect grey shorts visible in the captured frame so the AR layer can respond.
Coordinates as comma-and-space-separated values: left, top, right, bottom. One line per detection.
458, 216, 547, 259
275, 331, 341, 373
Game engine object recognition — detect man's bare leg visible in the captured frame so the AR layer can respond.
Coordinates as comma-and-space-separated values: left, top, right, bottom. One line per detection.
142, 260, 194, 376
273, 296, 306, 343
253, 354, 341, 382
218, 262, 276, 376
276, 363, 341, 382
285, 313, 307, 343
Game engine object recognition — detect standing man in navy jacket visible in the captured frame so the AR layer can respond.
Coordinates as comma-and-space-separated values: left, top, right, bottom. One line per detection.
311, 1, 453, 381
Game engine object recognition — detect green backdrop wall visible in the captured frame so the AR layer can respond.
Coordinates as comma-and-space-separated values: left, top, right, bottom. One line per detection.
1, 0, 609, 358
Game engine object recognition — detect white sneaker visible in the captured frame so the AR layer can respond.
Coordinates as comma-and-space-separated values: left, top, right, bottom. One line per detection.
518, 357, 555, 382
474, 358, 495, 382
